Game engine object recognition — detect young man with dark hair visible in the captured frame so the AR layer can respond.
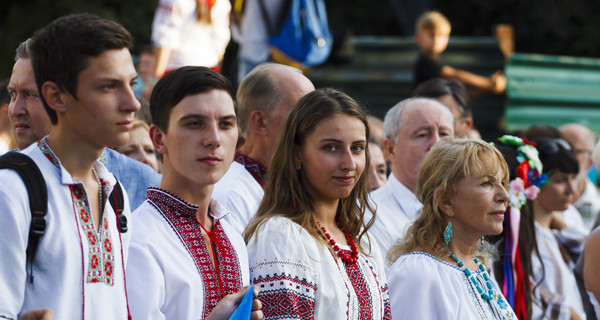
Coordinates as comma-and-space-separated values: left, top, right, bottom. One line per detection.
0, 14, 140, 319
127, 66, 262, 319
6, 38, 161, 210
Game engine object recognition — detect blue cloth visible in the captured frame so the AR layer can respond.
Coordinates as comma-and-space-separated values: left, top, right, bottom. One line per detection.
101, 148, 161, 211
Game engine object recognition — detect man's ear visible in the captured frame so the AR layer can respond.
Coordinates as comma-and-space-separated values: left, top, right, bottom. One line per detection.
383, 138, 395, 162
249, 109, 268, 136
465, 114, 474, 130
435, 187, 454, 217
41, 81, 67, 113
149, 125, 167, 155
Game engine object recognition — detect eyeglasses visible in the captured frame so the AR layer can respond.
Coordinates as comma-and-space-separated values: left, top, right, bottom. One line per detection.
536, 138, 572, 155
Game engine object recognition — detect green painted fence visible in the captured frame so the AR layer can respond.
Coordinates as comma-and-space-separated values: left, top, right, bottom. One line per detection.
505, 53, 600, 133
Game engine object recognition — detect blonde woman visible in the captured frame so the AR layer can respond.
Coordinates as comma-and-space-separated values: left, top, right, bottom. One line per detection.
114, 120, 160, 172
387, 138, 517, 319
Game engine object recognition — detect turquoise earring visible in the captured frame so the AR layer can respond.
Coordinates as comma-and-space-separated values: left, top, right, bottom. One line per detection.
443, 221, 453, 246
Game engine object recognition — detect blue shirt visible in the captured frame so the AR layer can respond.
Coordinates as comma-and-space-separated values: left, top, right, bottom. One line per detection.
100, 148, 161, 211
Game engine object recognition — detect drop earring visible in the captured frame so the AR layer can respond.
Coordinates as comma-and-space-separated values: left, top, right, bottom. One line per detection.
443, 221, 453, 246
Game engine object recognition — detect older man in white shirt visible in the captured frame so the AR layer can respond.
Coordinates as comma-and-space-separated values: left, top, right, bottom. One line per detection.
213, 63, 314, 234
368, 97, 454, 260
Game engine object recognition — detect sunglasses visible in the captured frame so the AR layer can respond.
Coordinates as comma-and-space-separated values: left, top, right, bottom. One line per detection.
536, 138, 572, 155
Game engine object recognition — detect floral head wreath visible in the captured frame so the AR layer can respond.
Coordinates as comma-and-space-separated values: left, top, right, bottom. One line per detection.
492, 135, 548, 209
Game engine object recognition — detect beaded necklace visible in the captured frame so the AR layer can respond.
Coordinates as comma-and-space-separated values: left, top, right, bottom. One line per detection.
92, 167, 105, 218
317, 221, 359, 264
449, 251, 496, 301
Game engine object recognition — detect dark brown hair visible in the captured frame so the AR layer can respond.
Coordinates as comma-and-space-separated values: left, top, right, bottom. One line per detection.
30, 13, 133, 124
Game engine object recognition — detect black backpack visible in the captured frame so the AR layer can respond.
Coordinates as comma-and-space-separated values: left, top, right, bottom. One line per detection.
0, 152, 128, 283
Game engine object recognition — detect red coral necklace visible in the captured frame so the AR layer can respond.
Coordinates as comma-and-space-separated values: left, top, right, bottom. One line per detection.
317, 221, 359, 264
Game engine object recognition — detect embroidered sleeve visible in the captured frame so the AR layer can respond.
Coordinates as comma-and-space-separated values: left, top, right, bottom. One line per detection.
380, 276, 392, 320
247, 219, 318, 319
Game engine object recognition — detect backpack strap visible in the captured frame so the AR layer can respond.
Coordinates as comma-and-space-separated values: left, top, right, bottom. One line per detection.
0, 152, 47, 283
109, 180, 128, 233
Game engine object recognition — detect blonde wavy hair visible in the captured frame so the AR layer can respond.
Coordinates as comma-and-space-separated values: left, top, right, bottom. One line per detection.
387, 138, 508, 265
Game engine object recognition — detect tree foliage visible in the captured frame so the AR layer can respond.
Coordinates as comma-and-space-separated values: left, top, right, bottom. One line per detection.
0, 0, 157, 80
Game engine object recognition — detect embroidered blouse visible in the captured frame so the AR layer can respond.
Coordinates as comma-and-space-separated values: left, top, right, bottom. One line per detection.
126, 188, 249, 319
387, 252, 517, 320
247, 216, 391, 320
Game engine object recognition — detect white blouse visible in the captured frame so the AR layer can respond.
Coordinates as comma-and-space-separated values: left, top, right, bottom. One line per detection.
247, 216, 391, 319
532, 222, 586, 319
387, 252, 517, 320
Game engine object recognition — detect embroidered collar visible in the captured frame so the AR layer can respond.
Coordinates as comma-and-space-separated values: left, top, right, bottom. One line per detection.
234, 151, 267, 188
37, 137, 115, 190
146, 187, 228, 221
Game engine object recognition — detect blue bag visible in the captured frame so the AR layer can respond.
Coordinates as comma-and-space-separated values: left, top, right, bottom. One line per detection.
260, 0, 333, 67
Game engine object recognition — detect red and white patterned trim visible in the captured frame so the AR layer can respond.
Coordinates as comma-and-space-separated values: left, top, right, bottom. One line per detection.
146, 187, 243, 317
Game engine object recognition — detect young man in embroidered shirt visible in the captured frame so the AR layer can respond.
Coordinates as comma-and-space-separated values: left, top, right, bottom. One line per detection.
126, 66, 262, 319
212, 62, 314, 234
6, 38, 161, 211
0, 14, 140, 319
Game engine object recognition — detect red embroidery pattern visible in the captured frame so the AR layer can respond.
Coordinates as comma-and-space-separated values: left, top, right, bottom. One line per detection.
361, 257, 392, 320
381, 283, 392, 320
39, 138, 115, 286
235, 151, 267, 188
146, 188, 243, 317
69, 184, 115, 285
254, 273, 316, 319
38, 138, 60, 167
343, 255, 374, 320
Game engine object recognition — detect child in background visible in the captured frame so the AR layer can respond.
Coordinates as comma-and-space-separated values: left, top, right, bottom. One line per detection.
134, 45, 156, 101
412, 11, 506, 94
